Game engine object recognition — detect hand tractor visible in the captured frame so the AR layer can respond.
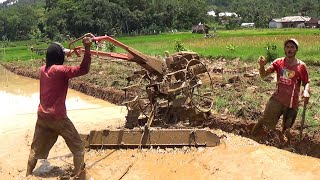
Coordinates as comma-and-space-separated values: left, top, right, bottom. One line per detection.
67, 33, 220, 148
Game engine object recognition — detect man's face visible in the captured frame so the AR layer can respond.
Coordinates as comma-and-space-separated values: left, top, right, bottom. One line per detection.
284, 41, 297, 58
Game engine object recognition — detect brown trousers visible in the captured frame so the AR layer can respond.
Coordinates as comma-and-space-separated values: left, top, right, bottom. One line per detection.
259, 97, 298, 131
28, 118, 84, 165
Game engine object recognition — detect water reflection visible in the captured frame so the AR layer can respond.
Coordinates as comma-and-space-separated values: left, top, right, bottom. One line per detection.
0, 65, 113, 116
0, 66, 320, 178
0, 66, 39, 96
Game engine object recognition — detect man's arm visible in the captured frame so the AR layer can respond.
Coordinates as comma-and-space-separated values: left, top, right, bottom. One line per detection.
78, 43, 92, 75
301, 63, 310, 104
259, 56, 273, 79
302, 82, 310, 104
62, 37, 93, 79
81, 36, 92, 70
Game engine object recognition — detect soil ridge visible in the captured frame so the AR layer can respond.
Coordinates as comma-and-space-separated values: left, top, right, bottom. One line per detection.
2, 63, 320, 159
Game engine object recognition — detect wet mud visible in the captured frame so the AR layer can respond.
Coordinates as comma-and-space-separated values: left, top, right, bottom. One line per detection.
1, 64, 320, 179
206, 114, 320, 158
2, 62, 320, 159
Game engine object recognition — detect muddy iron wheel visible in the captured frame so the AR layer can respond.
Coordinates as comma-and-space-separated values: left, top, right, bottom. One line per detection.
138, 87, 171, 125
124, 72, 170, 126
123, 71, 151, 111
187, 59, 214, 113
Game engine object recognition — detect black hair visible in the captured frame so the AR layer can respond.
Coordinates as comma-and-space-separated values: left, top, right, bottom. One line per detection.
45, 42, 65, 70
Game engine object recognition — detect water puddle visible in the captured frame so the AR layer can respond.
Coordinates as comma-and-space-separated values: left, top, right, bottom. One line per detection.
0, 65, 319, 179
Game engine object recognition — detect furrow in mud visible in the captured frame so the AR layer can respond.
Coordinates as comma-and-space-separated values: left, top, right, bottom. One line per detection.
2, 64, 320, 159
206, 115, 320, 158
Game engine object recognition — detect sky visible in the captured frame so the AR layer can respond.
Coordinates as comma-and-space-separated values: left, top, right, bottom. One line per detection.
0, 0, 5, 3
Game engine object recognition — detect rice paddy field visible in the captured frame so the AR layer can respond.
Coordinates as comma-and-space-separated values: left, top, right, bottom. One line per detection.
1, 28, 320, 130
1, 28, 320, 64
1, 28, 320, 161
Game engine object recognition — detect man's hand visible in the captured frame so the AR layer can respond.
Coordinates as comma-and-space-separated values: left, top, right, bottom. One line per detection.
259, 56, 266, 68
258, 56, 271, 78
82, 37, 92, 50
302, 90, 310, 104
301, 83, 310, 104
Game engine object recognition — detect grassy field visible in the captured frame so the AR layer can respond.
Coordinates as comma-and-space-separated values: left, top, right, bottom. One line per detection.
1, 28, 320, 64
1, 28, 320, 129
120, 28, 320, 64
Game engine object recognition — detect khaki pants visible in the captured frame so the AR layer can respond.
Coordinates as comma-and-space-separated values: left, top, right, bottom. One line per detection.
259, 97, 298, 131
28, 118, 84, 165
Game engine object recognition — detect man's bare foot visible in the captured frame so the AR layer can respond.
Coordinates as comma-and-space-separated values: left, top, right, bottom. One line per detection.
70, 169, 87, 180
251, 123, 263, 136
26, 171, 32, 177
278, 132, 289, 148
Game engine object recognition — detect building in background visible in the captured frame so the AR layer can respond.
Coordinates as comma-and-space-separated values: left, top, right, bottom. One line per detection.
241, 23, 255, 28
269, 16, 320, 28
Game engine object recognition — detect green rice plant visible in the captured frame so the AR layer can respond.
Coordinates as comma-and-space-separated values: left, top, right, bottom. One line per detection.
298, 102, 320, 133
265, 42, 278, 63
214, 96, 228, 112
2, 29, 320, 64
226, 44, 238, 52
174, 40, 188, 52
106, 42, 116, 52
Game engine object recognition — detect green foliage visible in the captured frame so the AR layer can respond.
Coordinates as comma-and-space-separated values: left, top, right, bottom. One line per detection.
265, 42, 278, 63
214, 97, 228, 111
1, 0, 210, 40
106, 42, 116, 52
0, 3, 45, 41
226, 44, 238, 52
225, 18, 240, 30
174, 40, 188, 52
2, 0, 320, 42
3, 29, 320, 65
209, 0, 320, 28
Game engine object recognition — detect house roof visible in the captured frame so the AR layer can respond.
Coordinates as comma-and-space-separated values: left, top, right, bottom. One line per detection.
241, 23, 254, 26
272, 16, 311, 23
307, 18, 320, 24
192, 24, 209, 29
207, 11, 216, 16
207, 11, 238, 17
218, 12, 238, 17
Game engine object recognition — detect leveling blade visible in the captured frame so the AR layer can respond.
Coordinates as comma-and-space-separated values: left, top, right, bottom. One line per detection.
80, 128, 220, 148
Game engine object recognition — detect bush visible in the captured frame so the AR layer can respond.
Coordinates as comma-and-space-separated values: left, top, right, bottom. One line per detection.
265, 42, 278, 63
174, 40, 188, 52
226, 44, 238, 52
106, 42, 116, 52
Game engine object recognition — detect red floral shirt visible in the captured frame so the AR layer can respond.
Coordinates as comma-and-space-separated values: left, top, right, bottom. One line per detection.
269, 57, 309, 109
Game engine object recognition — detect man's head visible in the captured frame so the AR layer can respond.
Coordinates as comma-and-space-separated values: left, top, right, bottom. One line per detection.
45, 42, 70, 68
284, 38, 299, 58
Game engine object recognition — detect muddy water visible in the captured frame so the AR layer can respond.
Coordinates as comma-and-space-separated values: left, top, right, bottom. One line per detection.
0, 65, 127, 133
0, 65, 116, 116
0, 65, 320, 179
81, 131, 320, 179
0, 65, 127, 179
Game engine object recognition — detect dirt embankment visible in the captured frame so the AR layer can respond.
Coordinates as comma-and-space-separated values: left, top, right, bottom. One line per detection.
1, 63, 125, 105
2, 59, 320, 159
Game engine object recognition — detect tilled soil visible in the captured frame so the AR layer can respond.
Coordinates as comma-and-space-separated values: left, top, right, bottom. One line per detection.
1, 63, 320, 179
2, 57, 320, 159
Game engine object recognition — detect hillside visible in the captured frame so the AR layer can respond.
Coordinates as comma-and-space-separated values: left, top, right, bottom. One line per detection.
1, 0, 319, 41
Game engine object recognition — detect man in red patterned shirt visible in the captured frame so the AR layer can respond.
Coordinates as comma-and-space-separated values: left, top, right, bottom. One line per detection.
251, 38, 310, 140
26, 36, 92, 178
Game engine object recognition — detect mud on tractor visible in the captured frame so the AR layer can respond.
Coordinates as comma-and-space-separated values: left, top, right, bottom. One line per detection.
68, 33, 220, 148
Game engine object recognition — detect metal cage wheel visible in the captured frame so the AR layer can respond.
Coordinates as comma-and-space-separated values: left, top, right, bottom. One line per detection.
138, 87, 171, 124
186, 59, 214, 113
123, 71, 150, 111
